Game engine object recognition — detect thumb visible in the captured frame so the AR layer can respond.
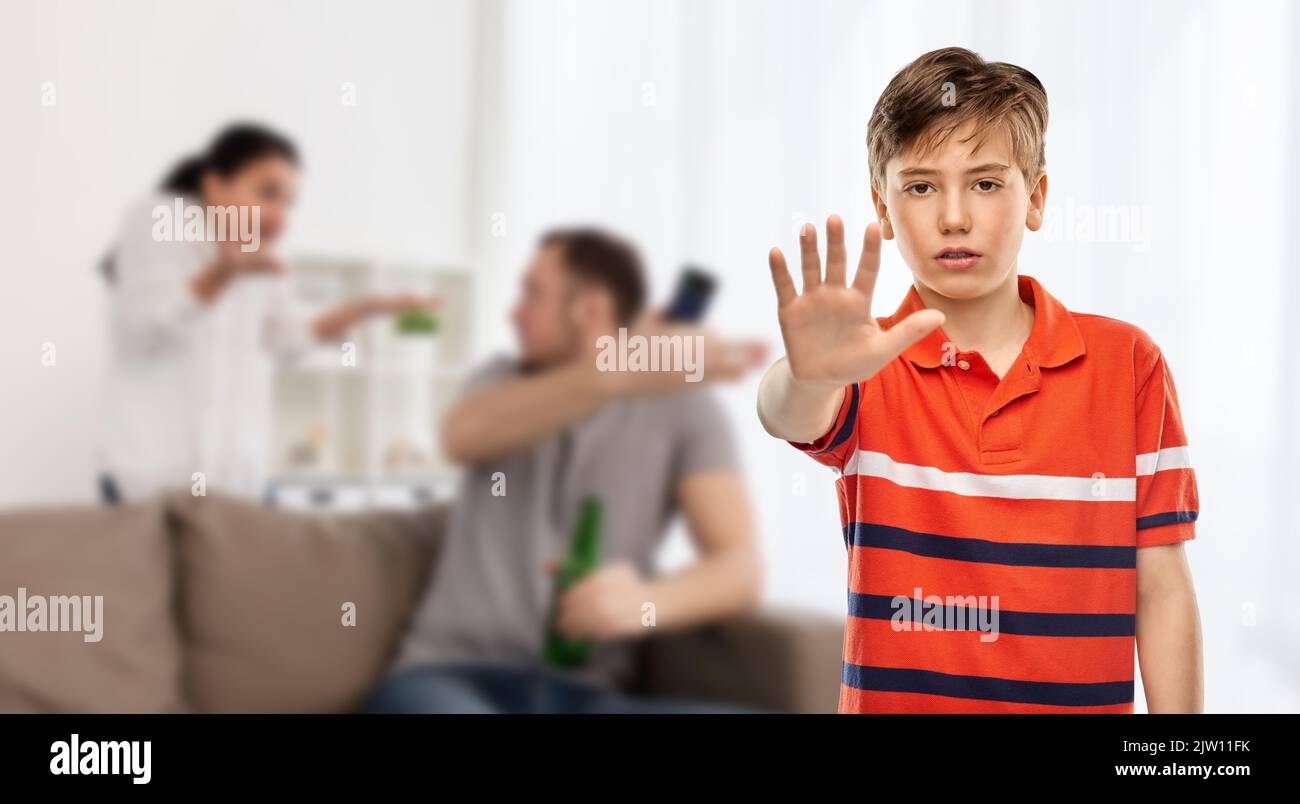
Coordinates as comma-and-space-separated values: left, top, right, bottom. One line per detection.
876, 309, 945, 361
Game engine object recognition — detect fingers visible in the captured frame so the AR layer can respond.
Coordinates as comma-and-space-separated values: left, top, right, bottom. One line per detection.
798, 223, 821, 291
767, 248, 796, 307
557, 598, 587, 640
774, 217, 858, 300
557, 582, 598, 639
851, 222, 883, 299
876, 309, 946, 361
824, 215, 847, 286
709, 338, 769, 381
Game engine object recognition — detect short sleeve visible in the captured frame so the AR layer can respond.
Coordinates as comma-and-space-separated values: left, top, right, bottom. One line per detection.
1134, 348, 1199, 547
787, 382, 860, 471
671, 390, 741, 477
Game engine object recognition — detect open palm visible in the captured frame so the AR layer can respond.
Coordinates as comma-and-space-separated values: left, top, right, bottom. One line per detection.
768, 215, 945, 387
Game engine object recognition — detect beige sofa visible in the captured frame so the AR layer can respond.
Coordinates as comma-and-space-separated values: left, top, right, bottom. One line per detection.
0, 492, 843, 713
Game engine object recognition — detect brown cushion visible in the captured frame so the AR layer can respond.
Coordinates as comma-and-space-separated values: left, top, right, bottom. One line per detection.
167, 492, 444, 713
0, 502, 185, 713
639, 611, 845, 713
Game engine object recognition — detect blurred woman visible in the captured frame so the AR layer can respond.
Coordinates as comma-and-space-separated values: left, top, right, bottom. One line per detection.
98, 123, 436, 503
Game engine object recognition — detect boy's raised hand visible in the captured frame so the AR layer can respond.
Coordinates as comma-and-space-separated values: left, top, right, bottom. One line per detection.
768, 215, 945, 388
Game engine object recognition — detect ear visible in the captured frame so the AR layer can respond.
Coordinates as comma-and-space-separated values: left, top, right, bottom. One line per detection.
570, 285, 615, 337
1025, 172, 1048, 232
871, 185, 894, 240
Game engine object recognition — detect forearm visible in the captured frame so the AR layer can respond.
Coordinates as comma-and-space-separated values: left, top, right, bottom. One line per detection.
311, 298, 378, 342
641, 544, 761, 633
1136, 570, 1204, 713
756, 357, 845, 443
441, 360, 620, 466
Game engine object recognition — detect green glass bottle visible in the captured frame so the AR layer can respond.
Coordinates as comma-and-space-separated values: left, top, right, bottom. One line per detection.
542, 496, 603, 668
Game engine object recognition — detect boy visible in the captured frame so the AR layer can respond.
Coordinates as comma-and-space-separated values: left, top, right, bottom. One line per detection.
757, 47, 1202, 713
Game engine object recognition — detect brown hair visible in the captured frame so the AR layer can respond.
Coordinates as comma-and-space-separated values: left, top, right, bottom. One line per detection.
867, 47, 1048, 193
540, 227, 647, 325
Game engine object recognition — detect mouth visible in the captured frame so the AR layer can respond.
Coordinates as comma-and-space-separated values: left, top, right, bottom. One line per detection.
935, 247, 982, 270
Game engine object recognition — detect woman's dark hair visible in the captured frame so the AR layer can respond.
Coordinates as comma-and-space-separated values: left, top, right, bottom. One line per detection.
159, 122, 299, 195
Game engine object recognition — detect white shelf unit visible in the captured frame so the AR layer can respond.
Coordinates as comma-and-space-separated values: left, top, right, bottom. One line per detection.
268, 256, 473, 511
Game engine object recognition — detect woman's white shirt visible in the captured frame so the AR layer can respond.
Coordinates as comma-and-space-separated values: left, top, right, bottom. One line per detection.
98, 193, 316, 501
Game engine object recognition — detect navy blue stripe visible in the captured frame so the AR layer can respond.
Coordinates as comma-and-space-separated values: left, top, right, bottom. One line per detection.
848, 592, 1134, 637
1136, 510, 1198, 530
841, 662, 1134, 707
813, 383, 859, 456
845, 522, 1136, 569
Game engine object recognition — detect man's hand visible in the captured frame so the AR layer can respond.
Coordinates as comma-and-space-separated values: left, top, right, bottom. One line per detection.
591, 310, 767, 395
768, 215, 944, 389
556, 562, 649, 641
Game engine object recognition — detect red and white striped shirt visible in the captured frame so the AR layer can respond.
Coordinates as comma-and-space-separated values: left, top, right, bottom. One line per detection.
792, 274, 1198, 713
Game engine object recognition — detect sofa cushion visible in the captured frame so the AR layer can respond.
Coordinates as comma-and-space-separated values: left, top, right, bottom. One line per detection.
0, 502, 185, 713
167, 492, 445, 713
638, 611, 844, 714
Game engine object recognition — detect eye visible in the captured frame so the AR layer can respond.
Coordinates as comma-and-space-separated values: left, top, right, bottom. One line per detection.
905, 183, 934, 196
974, 180, 1000, 192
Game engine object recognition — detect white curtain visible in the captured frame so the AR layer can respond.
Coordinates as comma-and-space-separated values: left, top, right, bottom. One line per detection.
466, 0, 1300, 712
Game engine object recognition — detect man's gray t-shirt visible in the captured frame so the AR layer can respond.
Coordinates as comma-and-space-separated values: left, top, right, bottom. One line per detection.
393, 354, 740, 688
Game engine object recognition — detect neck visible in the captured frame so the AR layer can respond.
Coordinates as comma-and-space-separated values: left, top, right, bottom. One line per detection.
913, 270, 1034, 354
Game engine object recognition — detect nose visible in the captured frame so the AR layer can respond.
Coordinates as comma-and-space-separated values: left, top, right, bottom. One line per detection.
939, 193, 971, 235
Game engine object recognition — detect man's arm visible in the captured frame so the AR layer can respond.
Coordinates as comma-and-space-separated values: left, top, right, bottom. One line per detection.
441, 359, 622, 467
642, 470, 761, 628
1136, 542, 1204, 713
443, 327, 766, 467
557, 469, 760, 640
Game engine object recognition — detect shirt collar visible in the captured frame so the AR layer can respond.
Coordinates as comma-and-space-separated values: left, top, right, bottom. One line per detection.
885, 274, 1086, 370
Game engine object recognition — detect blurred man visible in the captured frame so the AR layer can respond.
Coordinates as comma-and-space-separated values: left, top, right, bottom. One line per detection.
367, 228, 766, 713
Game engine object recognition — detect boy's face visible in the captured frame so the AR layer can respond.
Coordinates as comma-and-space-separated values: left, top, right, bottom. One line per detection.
873, 119, 1047, 301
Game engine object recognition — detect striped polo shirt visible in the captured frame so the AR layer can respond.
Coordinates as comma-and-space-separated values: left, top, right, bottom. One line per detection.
792, 274, 1199, 713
